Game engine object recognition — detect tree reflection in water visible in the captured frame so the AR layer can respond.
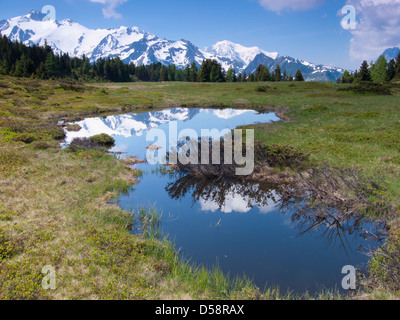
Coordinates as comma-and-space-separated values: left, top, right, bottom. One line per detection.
165, 173, 386, 255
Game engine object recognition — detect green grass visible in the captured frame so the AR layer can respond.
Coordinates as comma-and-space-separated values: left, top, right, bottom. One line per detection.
1, 75, 400, 300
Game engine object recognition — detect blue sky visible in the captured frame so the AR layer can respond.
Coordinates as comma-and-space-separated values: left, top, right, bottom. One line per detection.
1, 0, 400, 70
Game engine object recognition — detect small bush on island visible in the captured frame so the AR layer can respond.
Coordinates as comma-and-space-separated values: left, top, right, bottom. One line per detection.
69, 133, 115, 152
89, 133, 116, 147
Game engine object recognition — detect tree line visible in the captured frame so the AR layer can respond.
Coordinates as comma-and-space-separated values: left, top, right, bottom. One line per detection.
338, 53, 400, 84
0, 34, 305, 83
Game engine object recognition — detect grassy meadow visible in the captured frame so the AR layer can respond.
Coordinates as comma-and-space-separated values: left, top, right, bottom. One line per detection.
1, 75, 400, 299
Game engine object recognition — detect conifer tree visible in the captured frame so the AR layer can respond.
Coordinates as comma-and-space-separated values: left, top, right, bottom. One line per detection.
184, 65, 191, 82
248, 73, 255, 82
160, 66, 169, 81
395, 52, 400, 79
371, 55, 388, 82
226, 67, 236, 82
274, 64, 282, 82
340, 70, 354, 84
359, 60, 371, 82
283, 69, 288, 81
295, 69, 304, 81
386, 59, 396, 81
190, 62, 198, 82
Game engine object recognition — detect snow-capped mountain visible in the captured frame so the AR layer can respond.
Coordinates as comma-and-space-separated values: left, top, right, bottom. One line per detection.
380, 47, 400, 62
205, 40, 278, 74
0, 11, 344, 81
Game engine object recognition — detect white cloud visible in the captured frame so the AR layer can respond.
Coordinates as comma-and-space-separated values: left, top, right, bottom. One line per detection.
89, 0, 128, 19
199, 190, 278, 214
257, 0, 324, 13
345, 0, 400, 61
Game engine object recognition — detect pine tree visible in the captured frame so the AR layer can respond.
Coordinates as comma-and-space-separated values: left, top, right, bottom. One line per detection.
295, 69, 304, 82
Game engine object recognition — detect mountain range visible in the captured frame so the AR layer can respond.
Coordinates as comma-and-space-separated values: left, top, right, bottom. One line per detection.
0, 10, 347, 81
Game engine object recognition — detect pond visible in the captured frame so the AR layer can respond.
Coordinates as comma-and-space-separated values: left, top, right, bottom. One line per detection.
64, 107, 382, 295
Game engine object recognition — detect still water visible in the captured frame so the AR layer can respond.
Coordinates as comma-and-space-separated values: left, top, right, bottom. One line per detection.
65, 108, 380, 294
